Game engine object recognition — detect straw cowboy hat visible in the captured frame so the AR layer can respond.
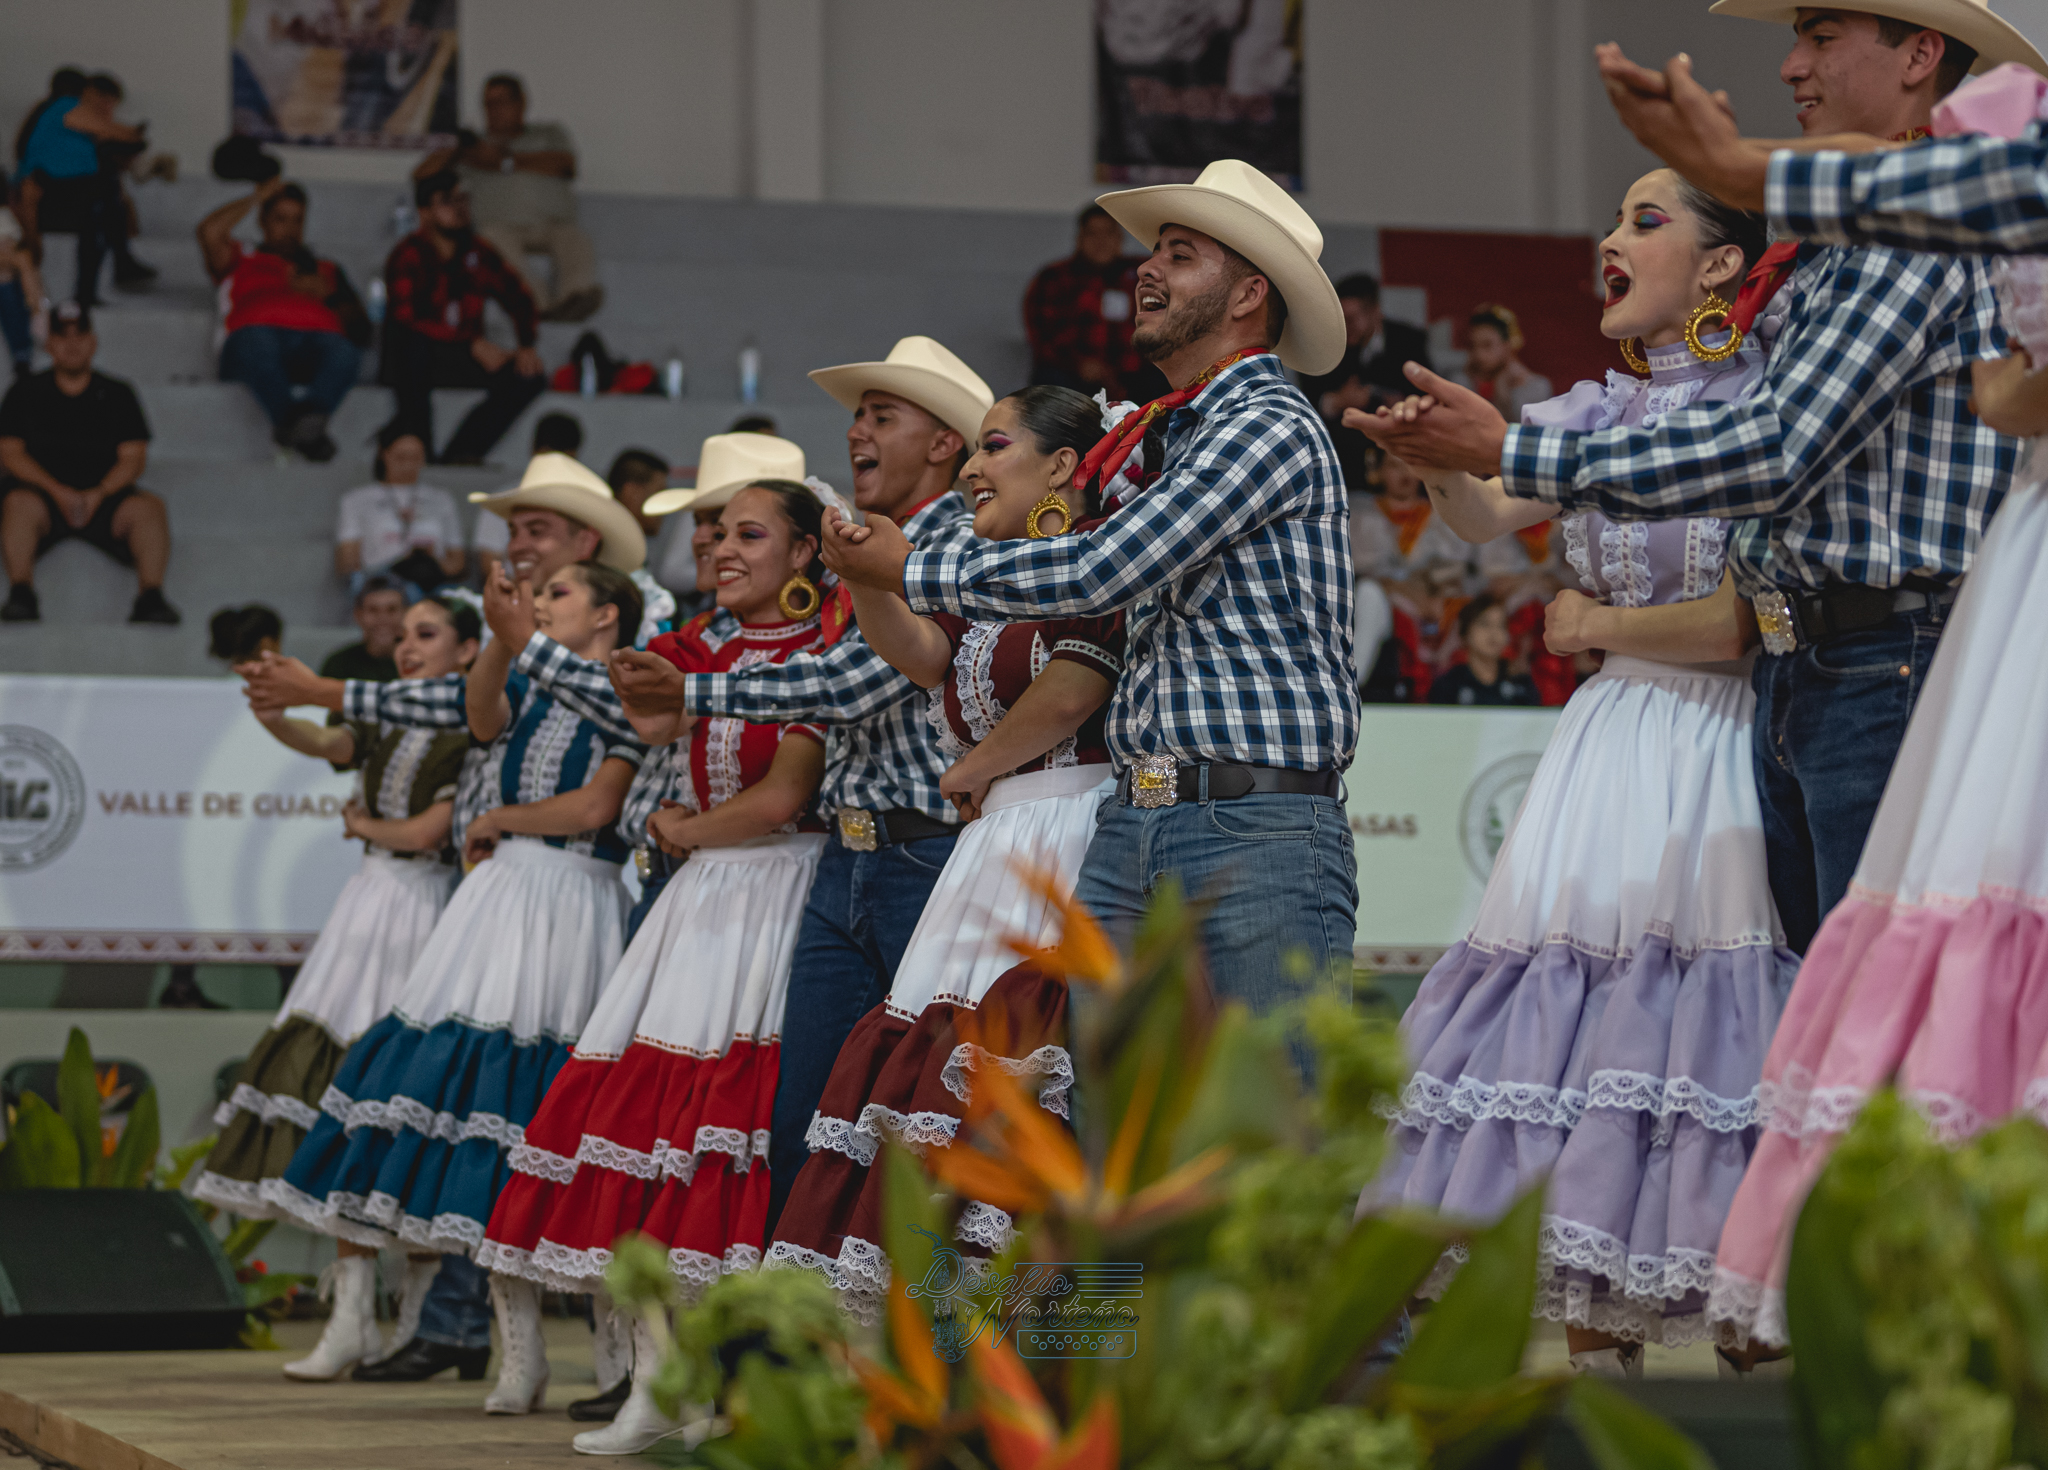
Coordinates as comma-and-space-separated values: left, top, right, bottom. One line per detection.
1709, 0, 2048, 77
469, 452, 647, 572
1096, 158, 1346, 376
808, 336, 995, 444
643, 433, 807, 517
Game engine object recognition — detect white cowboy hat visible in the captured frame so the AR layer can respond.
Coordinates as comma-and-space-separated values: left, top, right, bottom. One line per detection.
808, 336, 994, 445
1096, 158, 1346, 376
1709, 0, 2048, 77
468, 452, 647, 573
643, 434, 807, 517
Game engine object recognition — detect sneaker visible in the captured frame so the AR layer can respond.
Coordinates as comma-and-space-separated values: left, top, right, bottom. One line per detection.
112, 254, 159, 288
301, 431, 338, 463
286, 410, 337, 463
129, 587, 181, 625
1, 584, 39, 623
540, 286, 604, 323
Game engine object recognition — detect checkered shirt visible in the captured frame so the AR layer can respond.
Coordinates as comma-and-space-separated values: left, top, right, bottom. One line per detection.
901, 354, 1357, 773
680, 493, 976, 821
384, 229, 537, 347
1499, 223, 2018, 594
1767, 125, 2048, 258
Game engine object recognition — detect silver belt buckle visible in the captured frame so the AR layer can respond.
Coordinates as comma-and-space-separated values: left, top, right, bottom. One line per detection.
1129, 754, 1179, 809
1753, 589, 1798, 656
837, 807, 879, 852
634, 847, 652, 879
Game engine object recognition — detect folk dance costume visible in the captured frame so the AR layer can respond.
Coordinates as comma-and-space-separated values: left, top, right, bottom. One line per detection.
271, 669, 642, 1260
475, 608, 836, 1300
1378, 338, 1802, 1350
766, 611, 1124, 1313
193, 722, 469, 1220
1708, 64, 2048, 1349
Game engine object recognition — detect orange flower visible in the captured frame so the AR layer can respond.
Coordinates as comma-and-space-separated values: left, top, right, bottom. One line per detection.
1004, 863, 1122, 990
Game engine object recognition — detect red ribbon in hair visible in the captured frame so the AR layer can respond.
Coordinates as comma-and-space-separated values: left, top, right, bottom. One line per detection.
1076, 347, 1269, 512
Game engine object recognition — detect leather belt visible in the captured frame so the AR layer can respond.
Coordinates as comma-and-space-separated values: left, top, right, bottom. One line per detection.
1114, 758, 1342, 809
834, 806, 955, 852
1752, 576, 1960, 655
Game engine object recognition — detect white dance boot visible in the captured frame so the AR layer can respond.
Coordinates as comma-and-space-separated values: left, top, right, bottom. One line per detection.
364, 1255, 438, 1365
591, 1288, 631, 1396
484, 1274, 550, 1414
571, 1318, 715, 1456
283, 1254, 380, 1380
1568, 1344, 1644, 1380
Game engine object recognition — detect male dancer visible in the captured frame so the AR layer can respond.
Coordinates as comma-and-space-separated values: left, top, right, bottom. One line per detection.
1357, 5, 2037, 951
239, 455, 645, 1387
605, 336, 990, 1230
820, 161, 1358, 1030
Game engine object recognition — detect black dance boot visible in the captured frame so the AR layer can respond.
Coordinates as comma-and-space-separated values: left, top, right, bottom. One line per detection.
351, 1337, 491, 1382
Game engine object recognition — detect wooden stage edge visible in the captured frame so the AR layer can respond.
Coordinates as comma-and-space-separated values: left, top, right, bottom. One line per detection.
0, 1319, 604, 1470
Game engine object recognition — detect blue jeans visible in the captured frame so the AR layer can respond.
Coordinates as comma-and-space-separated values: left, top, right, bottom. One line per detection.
765, 829, 959, 1229
415, 1252, 492, 1349
0, 279, 29, 370
1074, 792, 1358, 1028
1751, 604, 1950, 953
220, 325, 362, 428
624, 858, 674, 945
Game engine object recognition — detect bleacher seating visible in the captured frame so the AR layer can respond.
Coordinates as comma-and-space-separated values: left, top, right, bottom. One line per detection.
3, 177, 1378, 678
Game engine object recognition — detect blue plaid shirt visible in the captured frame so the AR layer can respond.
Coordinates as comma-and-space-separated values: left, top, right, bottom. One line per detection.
901, 354, 1356, 773
1767, 126, 2048, 258
1499, 225, 2018, 595
679, 493, 975, 821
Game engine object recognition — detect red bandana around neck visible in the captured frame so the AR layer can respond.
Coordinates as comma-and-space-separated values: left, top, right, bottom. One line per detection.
1078, 347, 1269, 510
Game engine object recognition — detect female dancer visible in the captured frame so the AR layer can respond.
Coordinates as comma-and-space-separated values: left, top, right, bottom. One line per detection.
1360, 171, 1800, 1373
473, 480, 837, 1454
774, 384, 1121, 1317
195, 594, 478, 1380
1710, 65, 2048, 1352
270, 562, 644, 1408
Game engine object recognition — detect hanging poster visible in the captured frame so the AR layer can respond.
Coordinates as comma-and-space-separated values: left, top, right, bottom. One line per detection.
1095, 0, 1303, 191
231, 0, 460, 150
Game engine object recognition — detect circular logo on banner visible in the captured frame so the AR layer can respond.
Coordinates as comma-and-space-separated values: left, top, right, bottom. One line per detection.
0, 725, 86, 870
1458, 753, 1542, 882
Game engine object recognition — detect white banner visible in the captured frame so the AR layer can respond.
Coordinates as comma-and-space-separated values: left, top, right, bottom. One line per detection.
0, 676, 361, 962
1347, 706, 1561, 966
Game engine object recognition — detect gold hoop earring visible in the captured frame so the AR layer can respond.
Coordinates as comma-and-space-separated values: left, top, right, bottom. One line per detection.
1683, 292, 1743, 363
1025, 492, 1072, 539
778, 573, 820, 620
1618, 337, 1650, 374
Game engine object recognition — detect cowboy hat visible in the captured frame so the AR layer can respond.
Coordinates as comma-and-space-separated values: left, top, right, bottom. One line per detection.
1096, 158, 1346, 376
469, 452, 647, 572
808, 336, 994, 444
1708, 0, 2048, 77
643, 433, 807, 517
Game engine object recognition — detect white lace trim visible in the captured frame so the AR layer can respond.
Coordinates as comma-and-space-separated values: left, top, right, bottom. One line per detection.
805, 1110, 877, 1167
1595, 370, 1645, 427
855, 1103, 961, 1156
376, 727, 435, 824
219, 1081, 322, 1132
1582, 1068, 1760, 1134
1538, 1216, 1720, 1304
1680, 518, 1729, 603
940, 1043, 1074, 1120
189, 1171, 277, 1216
1385, 1069, 1585, 1133
256, 1177, 395, 1249
1559, 511, 1594, 593
318, 1087, 527, 1153
956, 1200, 1016, 1252
1706, 1263, 1786, 1349
1997, 256, 2048, 367
1638, 373, 1712, 428
1598, 519, 1654, 609
1902, 1089, 1990, 1145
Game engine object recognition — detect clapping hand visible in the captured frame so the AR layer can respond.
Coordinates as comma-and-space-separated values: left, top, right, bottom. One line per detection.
609, 648, 689, 716
1349, 363, 1510, 477
819, 508, 911, 593
483, 565, 537, 648
1595, 45, 1767, 211
237, 651, 324, 711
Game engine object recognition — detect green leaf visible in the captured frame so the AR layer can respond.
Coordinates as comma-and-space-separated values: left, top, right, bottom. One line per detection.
220, 1216, 276, 1265
1565, 1377, 1715, 1470
1278, 1210, 1454, 1411
1784, 1124, 1889, 1465
108, 1086, 160, 1188
242, 1270, 314, 1308
1171, 1003, 1305, 1167
880, 1138, 948, 1305
239, 1314, 283, 1350
162, 1134, 217, 1193
56, 1026, 102, 1185
5, 1093, 82, 1187
1392, 1186, 1542, 1392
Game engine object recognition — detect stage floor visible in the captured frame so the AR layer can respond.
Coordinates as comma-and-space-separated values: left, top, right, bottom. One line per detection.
0, 1317, 606, 1470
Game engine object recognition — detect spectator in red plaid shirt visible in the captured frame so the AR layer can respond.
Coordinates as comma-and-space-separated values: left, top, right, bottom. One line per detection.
377, 170, 546, 465
1022, 204, 1166, 403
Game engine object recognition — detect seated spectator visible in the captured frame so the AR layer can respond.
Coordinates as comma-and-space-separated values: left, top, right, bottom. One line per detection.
1428, 596, 1542, 707
0, 206, 44, 380
0, 302, 175, 624
335, 428, 466, 597
472, 411, 581, 580
200, 177, 371, 462
318, 576, 406, 681
607, 447, 700, 624
414, 73, 600, 323
1024, 204, 1164, 404
1351, 452, 1477, 600
208, 602, 282, 666
14, 72, 155, 304
1452, 305, 1552, 423
1298, 273, 1431, 489
379, 169, 545, 465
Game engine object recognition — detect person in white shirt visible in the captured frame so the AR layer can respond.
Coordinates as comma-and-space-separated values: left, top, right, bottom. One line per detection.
334, 428, 466, 597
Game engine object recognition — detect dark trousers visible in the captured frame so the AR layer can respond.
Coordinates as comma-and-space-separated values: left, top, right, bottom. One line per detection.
1751, 602, 1952, 953
764, 829, 958, 1231
0, 279, 30, 370
624, 857, 673, 946
379, 326, 545, 462
220, 326, 362, 428
32, 171, 123, 305
415, 1252, 492, 1349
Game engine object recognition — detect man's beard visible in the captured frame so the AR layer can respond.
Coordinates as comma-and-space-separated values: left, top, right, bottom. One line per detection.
1132, 279, 1231, 364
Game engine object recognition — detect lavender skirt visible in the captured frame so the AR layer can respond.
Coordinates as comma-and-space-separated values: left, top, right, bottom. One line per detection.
1374, 654, 1799, 1348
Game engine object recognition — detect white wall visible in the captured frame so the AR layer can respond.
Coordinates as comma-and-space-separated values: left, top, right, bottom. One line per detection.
3, 0, 2045, 230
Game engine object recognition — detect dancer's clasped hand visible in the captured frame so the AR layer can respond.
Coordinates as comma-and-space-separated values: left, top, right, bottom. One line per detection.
482, 566, 537, 648
1349, 361, 1511, 477
819, 507, 912, 593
